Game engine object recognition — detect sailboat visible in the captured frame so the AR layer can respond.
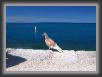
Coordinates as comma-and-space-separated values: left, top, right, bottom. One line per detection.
35, 26, 36, 34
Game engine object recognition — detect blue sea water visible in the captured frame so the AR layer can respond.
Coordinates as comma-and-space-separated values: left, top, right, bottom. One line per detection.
6, 23, 96, 51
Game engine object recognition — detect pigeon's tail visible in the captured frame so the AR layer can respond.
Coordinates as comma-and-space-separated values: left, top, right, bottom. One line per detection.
53, 44, 63, 53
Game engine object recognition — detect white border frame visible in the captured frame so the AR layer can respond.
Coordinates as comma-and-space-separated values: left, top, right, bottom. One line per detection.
3, 3, 99, 75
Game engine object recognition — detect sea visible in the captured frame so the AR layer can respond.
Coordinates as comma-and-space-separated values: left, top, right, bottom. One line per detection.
6, 23, 96, 51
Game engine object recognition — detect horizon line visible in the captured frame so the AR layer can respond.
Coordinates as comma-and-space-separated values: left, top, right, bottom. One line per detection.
6, 22, 96, 24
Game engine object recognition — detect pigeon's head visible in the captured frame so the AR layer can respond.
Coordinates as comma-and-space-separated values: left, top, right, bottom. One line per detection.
42, 32, 48, 36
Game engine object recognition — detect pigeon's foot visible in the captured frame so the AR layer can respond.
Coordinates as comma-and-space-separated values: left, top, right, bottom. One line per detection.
58, 50, 63, 53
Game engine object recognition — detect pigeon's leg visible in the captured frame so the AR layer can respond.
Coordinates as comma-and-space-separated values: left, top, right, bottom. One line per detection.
49, 47, 51, 50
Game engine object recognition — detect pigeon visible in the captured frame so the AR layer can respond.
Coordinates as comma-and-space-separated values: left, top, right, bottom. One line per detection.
43, 32, 63, 53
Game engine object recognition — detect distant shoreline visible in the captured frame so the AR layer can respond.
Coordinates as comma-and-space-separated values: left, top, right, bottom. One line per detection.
6, 22, 96, 24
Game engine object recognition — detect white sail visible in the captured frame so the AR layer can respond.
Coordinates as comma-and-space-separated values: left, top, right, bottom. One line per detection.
35, 26, 36, 33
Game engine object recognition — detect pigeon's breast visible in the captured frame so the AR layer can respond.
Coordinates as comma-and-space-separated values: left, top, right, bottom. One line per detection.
45, 39, 56, 47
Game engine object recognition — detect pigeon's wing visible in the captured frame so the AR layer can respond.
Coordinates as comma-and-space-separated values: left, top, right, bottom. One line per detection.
45, 38, 56, 47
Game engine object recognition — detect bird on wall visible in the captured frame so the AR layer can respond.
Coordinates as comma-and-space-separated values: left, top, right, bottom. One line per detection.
43, 32, 63, 53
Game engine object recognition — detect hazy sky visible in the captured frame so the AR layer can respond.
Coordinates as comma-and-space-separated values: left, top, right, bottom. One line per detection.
6, 6, 96, 23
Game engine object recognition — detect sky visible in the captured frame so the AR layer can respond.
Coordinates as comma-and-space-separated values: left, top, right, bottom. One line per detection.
6, 6, 96, 23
